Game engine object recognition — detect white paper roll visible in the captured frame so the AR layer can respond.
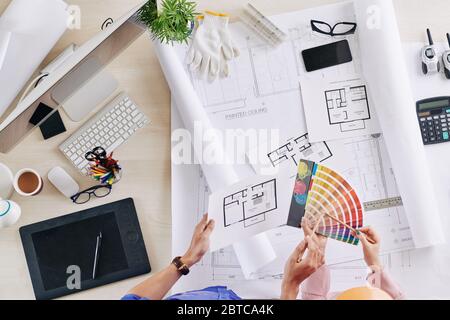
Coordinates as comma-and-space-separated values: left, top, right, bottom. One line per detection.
354, 0, 445, 247
153, 40, 240, 191
153, 40, 276, 276
0, 0, 69, 118
233, 233, 277, 279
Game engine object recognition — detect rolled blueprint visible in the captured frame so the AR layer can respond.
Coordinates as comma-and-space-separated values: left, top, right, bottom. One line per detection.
0, 0, 68, 118
153, 40, 240, 191
354, 0, 445, 247
233, 233, 277, 279
154, 40, 276, 278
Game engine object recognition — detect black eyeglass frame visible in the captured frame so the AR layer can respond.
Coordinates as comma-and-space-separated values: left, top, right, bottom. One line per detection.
71, 185, 113, 204
311, 20, 357, 36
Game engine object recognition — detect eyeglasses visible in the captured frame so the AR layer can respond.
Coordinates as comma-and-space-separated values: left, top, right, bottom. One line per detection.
311, 20, 357, 36
71, 185, 112, 204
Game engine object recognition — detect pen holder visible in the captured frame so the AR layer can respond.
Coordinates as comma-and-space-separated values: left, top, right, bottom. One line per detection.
88, 162, 122, 186
85, 147, 122, 186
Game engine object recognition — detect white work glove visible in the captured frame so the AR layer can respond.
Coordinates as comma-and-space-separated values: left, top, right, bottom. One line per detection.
186, 11, 239, 81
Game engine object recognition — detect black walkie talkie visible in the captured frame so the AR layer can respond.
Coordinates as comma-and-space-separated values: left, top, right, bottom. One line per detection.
443, 33, 450, 79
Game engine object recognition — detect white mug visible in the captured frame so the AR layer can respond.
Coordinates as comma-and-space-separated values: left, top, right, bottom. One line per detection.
13, 168, 43, 197
0, 198, 21, 228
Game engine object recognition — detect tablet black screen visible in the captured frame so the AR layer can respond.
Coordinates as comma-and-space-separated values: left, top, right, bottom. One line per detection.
31, 212, 128, 291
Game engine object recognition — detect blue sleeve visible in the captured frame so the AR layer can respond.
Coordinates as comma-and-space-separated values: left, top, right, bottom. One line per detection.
121, 294, 150, 301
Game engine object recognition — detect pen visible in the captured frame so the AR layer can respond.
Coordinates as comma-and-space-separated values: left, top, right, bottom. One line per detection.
92, 232, 103, 280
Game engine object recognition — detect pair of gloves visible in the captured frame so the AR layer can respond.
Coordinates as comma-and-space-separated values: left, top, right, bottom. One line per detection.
186, 11, 239, 81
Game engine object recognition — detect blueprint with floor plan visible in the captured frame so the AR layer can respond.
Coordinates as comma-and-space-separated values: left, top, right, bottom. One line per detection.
171, 129, 422, 298
295, 4, 381, 142
164, 0, 450, 299
208, 169, 295, 252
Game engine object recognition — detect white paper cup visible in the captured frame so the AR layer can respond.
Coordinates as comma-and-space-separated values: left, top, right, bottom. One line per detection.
13, 168, 43, 197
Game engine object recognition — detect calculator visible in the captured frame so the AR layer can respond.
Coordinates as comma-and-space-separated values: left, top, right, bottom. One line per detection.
417, 97, 450, 145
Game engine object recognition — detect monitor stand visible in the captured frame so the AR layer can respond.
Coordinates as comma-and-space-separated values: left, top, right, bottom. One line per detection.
43, 44, 119, 122
57, 69, 118, 122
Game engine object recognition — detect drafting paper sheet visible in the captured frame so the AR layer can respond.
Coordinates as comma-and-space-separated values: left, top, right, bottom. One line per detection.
168, 1, 417, 260
297, 3, 381, 142
0, 0, 69, 118
167, 0, 448, 297
172, 105, 440, 299
208, 168, 295, 251
355, 0, 445, 248
403, 42, 450, 245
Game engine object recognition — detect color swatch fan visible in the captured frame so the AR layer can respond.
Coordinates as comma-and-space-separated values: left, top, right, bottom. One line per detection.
287, 160, 363, 245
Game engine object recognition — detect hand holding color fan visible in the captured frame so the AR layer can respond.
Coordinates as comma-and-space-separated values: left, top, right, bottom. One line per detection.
287, 160, 364, 245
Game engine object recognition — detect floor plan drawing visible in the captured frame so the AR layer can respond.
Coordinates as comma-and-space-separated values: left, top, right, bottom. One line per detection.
325, 85, 371, 132
267, 133, 333, 168
249, 42, 299, 97
341, 135, 414, 252
171, 2, 431, 297
223, 179, 278, 228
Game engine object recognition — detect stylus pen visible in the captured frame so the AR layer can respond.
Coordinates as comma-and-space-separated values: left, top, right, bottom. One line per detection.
92, 232, 102, 280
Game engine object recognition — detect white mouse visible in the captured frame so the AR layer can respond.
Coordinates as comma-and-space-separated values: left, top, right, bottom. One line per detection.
48, 167, 80, 198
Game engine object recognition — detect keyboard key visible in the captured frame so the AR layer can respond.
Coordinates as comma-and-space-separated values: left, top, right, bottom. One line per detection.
133, 114, 144, 123
74, 158, 84, 166
106, 138, 125, 154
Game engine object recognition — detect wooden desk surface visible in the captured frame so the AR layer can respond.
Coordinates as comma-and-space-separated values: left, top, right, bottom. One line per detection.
0, 0, 449, 300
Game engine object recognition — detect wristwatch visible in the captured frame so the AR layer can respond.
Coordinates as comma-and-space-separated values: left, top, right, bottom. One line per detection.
172, 256, 190, 276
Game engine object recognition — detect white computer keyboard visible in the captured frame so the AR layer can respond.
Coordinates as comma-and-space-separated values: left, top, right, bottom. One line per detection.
59, 92, 150, 175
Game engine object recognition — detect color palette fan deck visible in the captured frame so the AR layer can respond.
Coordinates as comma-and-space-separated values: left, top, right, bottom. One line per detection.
288, 159, 363, 245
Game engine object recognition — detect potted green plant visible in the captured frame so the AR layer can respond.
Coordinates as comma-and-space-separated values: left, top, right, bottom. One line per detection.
138, 0, 198, 44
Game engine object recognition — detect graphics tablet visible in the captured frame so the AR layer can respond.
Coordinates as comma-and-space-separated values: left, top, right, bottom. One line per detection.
20, 198, 151, 300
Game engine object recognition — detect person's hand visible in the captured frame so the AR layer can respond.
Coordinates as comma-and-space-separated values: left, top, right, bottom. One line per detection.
182, 214, 215, 268
281, 235, 325, 300
301, 217, 327, 253
352, 226, 382, 268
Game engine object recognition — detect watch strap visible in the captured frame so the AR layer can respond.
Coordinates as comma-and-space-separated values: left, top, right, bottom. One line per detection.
172, 256, 190, 276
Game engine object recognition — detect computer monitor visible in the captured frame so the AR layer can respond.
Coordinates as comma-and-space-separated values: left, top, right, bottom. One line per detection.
0, 1, 148, 153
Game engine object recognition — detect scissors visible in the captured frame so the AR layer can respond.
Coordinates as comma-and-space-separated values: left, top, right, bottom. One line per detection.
85, 146, 108, 162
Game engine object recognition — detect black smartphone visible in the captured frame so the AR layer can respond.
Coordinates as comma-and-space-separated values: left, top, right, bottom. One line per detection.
302, 40, 353, 72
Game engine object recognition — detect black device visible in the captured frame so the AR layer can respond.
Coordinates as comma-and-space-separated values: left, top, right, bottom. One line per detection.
443, 33, 450, 79
19, 198, 151, 300
29, 103, 66, 140
302, 40, 353, 72
416, 96, 450, 145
